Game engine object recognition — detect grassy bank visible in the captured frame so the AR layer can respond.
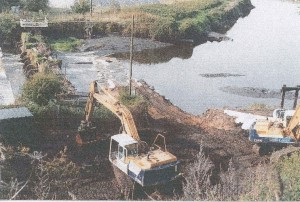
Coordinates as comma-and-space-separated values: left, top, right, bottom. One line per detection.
0, 0, 252, 48
44, 0, 253, 43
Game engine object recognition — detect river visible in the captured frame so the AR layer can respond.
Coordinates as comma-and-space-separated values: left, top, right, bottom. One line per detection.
131, 0, 300, 114
59, 0, 300, 115
2, 0, 299, 114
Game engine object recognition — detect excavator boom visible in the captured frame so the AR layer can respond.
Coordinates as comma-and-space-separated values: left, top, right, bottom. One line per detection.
77, 81, 140, 144
285, 104, 300, 140
93, 86, 140, 141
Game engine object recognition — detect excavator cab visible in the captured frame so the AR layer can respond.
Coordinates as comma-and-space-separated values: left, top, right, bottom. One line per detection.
109, 133, 180, 187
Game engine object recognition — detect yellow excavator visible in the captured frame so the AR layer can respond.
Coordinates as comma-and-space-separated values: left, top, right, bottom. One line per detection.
250, 99, 300, 160
76, 81, 180, 186
250, 104, 300, 144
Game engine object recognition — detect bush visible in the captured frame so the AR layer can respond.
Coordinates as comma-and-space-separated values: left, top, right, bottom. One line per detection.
32, 156, 80, 200
241, 164, 281, 201
0, 14, 17, 44
71, 0, 90, 14
181, 146, 215, 200
22, 73, 62, 106
277, 152, 300, 201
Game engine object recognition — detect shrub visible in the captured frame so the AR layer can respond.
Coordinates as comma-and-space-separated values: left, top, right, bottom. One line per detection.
181, 146, 215, 200
241, 164, 281, 201
0, 14, 17, 44
22, 73, 62, 106
276, 152, 300, 201
71, 0, 90, 14
32, 156, 80, 200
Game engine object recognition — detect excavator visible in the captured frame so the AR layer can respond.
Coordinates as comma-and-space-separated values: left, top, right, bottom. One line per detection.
249, 105, 300, 144
76, 81, 180, 186
249, 85, 300, 145
249, 85, 300, 159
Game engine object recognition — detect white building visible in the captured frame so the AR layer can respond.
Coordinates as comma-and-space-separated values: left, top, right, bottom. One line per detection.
49, 0, 75, 8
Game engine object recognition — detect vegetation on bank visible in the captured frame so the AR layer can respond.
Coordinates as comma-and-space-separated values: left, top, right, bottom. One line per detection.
49, 37, 83, 52
22, 73, 62, 106
46, 0, 252, 42
0, 14, 18, 45
0, 0, 252, 47
181, 146, 300, 201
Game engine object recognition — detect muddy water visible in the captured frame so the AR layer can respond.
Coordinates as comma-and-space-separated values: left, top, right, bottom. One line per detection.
0, 53, 25, 105
129, 0, 300, 114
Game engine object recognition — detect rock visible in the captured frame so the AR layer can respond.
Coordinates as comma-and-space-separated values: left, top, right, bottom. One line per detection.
207, 32, 232, 42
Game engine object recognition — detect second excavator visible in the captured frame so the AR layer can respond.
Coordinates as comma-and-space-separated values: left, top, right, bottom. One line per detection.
76, 81, 180, 187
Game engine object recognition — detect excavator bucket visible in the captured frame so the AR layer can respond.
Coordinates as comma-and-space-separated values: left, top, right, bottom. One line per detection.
76, 120, 97, 145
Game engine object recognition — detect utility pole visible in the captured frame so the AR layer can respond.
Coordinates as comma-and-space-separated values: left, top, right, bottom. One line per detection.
90, 0, 93, 17
129, 15, 134, 96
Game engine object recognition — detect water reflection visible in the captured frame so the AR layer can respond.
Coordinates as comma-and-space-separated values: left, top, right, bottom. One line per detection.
111, 43, 194, 64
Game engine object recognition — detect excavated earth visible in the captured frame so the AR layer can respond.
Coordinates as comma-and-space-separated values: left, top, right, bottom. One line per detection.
133, 81, 268, 171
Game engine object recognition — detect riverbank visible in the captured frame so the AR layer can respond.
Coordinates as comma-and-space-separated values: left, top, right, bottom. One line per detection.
45, 0, 253, 44
0, 0, 253, 50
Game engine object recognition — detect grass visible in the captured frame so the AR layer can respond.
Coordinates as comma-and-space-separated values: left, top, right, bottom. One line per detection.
44, 0, 247, 42
119, 87, 147, 108
49, 37, 83, 52
1, 0, 249, 44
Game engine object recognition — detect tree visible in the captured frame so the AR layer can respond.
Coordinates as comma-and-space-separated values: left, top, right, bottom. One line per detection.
0, 14, 17, 44
22, 73, 62, 106
20, 0, 49, 12
71, 0, 90, 14
0, 0, 21, 12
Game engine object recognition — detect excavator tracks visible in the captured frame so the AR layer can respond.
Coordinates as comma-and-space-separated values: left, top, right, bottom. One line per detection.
270, 145, 300, 163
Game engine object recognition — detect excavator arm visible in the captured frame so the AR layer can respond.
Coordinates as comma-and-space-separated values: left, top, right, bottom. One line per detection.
76, 81, 140, 145
92, 84, 140, 141
285, 104, 300, 140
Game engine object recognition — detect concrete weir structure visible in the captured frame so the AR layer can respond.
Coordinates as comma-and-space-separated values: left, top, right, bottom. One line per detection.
0, 58, 15, 105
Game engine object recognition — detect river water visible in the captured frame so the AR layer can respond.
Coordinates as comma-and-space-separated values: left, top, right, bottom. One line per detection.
131, 0, 300, 114
2, 0, 299, 114
58, 0, 300, 115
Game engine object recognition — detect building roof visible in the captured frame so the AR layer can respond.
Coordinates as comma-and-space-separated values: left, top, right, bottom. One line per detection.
111, 134, 138, 147
0, 107, 33, 121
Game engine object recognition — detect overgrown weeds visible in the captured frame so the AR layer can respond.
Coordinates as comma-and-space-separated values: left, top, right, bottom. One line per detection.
49, 37, 83, 52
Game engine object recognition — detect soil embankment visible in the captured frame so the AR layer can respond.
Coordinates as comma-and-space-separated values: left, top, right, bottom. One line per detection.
133, 81, 265, 171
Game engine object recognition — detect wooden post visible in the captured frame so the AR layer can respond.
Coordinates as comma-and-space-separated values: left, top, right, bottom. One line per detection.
90, 0, 93, 17
129, 15, 134, 96
294, 87, 300, 109
281, 84, 286, 108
